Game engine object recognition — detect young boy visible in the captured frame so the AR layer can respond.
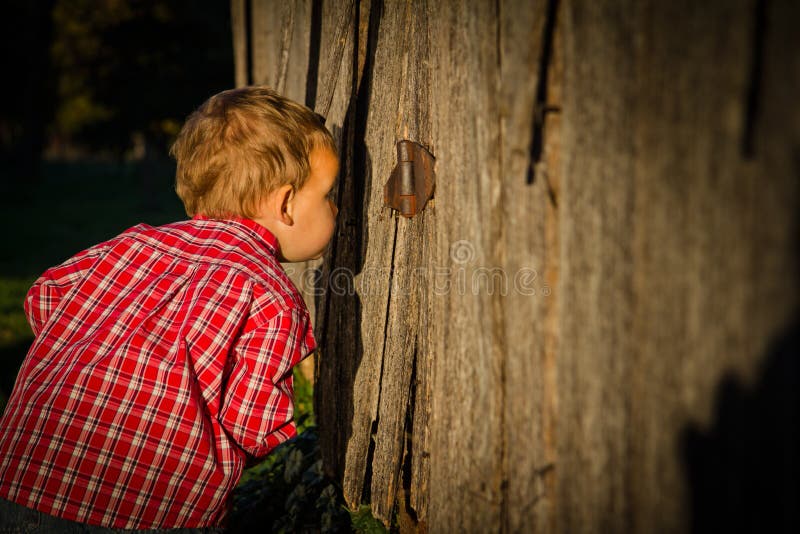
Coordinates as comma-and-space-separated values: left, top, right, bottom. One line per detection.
0, 86, 339, 530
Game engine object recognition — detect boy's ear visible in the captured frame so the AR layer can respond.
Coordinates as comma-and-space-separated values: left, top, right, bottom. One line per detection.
269, 184, 295, 225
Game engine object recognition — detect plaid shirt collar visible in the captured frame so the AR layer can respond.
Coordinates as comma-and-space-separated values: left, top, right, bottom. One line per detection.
192, 215, 280, 259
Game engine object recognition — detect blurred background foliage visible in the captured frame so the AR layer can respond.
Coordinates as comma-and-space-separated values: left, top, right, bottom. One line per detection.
0, 1, 387, 531
0, 0, 232, 174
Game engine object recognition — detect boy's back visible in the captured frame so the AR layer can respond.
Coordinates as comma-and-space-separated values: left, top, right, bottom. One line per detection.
0, 217, 315, 528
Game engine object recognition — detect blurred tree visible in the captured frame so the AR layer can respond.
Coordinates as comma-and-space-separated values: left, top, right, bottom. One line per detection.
50, 0, 233, 156
0, 0, 233, 175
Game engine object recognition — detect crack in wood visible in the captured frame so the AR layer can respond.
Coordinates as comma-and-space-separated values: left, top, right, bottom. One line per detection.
362, 216, 398, 505
245, 0, 253, 85
304, 0, 322, 108
527, 0, 560, 185
396, 343, 420, 525
357, 0, 384, 503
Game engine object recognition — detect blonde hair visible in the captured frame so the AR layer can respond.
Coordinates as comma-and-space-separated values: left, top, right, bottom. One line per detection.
170, 86, 336, 218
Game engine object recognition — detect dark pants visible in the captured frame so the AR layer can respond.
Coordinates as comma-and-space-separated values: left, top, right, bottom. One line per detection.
0, 498, 225, 533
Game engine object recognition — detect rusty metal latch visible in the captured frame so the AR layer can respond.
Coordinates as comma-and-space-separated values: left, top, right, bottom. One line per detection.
383, 140, 435, 218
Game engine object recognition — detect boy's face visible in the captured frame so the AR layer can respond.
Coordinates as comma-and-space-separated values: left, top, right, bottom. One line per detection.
262, 146, 339, 262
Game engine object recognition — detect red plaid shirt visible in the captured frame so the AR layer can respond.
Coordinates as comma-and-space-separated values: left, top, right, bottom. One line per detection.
0, 216, 315, 528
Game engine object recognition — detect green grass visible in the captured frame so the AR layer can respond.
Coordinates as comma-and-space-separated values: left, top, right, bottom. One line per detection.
0, 277, 36, 411
0, 277, 35, 346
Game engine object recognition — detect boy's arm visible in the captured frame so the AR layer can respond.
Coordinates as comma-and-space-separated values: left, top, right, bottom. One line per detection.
24, 243, 111, 336
219, 305, 316, 459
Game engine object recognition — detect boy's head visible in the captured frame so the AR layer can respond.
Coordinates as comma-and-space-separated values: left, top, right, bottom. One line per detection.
171, 85, 336, 219
171, 86, 339, 262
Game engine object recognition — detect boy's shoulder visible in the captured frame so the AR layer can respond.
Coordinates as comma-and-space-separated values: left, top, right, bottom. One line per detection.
118, 218, 307, 310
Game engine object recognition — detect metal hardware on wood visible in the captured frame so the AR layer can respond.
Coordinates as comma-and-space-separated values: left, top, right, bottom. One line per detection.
383, 140, 435, 218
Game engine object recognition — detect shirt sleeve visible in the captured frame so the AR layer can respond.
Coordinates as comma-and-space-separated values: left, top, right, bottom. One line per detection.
24, 242, 111, 336
219, 305, 317, 459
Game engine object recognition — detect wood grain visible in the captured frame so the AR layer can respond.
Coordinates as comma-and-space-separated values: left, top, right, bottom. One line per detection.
500, 0, 560, 531
427, 1, 506, 531
241, 1, 800, 531
368, 0, 434, 520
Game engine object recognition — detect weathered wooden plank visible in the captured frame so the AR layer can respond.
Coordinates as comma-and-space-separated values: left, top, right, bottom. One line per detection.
369, 214, 423, 521
250, 0, 312, 96
628, 1, 799, 532
427, 1, 505, 531
231, 0, 248, 87
558, 1, 638, 532
409, 203, 435, 524
499, 0, 558, 531
404, 0, 436, 522
311, 0, 362, 487
249, 0, 279, 87
368, 0, 434, 521
558, 1, 800, 532
627, 2, 755, 531
335, 0, 407, 514
328, 0, 397, 511
321, 0, 428, 514
310, 1, 413, 517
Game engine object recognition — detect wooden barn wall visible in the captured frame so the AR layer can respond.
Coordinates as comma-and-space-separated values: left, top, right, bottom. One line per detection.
558, 1, 798, 532
234, 0, 799, 531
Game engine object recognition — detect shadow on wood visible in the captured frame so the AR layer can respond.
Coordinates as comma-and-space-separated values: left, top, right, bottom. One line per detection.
682, 183, 800, 533
682, 315, 800, 533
